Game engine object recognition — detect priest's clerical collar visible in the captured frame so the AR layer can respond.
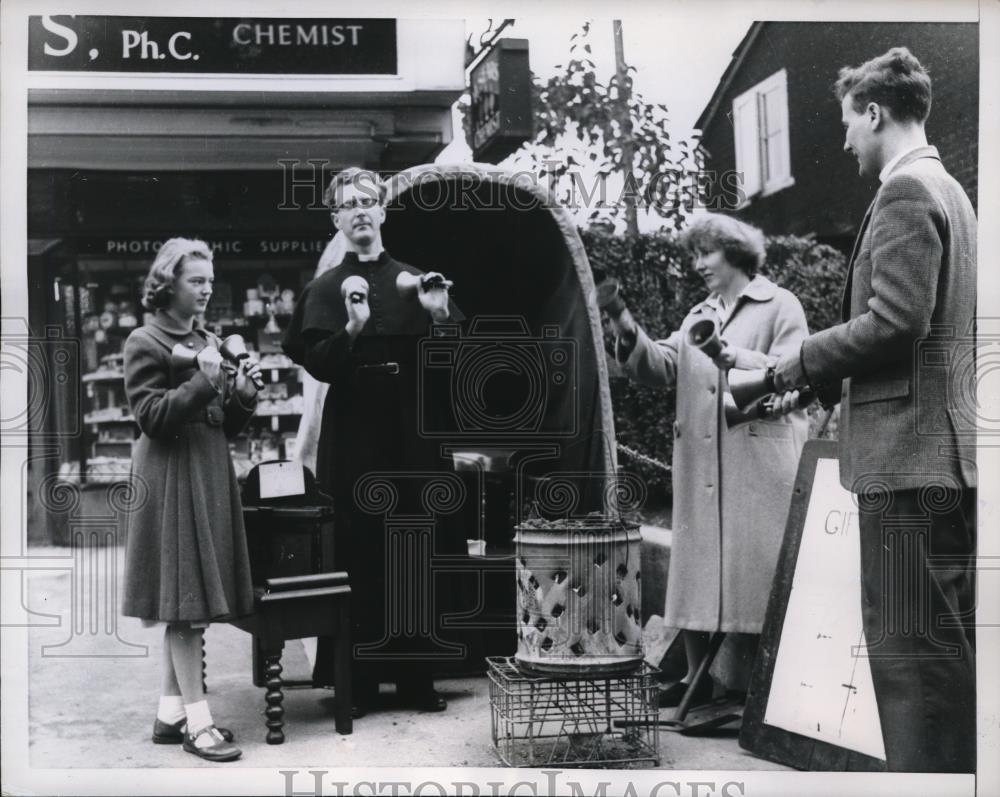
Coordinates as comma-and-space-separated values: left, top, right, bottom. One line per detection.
342, 250, 390, 268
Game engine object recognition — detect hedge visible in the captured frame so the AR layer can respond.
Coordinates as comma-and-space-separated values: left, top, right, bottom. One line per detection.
581, 227, 848, 503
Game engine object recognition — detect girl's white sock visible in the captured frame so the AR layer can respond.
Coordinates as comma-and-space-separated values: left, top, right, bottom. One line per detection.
184, 700, 216, 747
157, 695, 185, 724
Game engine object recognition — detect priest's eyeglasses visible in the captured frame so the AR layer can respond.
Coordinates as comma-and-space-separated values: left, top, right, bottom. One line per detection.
334, 196, 380, 212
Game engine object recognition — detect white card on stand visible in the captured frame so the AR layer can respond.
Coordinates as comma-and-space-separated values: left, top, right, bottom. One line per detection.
258, 460, 306, 499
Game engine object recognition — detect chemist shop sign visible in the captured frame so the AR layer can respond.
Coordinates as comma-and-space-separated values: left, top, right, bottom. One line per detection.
28, 16, 396, 75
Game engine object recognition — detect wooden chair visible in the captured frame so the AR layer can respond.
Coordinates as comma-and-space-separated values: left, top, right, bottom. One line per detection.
228, 461, 353, 744
231, 572, 352, 743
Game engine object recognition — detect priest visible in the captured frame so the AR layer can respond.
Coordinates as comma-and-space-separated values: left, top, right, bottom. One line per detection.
283, 166, 464, 717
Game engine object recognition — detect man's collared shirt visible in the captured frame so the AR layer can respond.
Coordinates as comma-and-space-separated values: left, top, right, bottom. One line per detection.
879, 144, 925, 183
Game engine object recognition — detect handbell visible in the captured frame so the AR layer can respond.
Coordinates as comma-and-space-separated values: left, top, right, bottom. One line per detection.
396, 271, 452, 297
723, 392, 784, 429
724, 392, 761, 428
727, 367, 816, 413
170, 343, 201, 371
220, 334, 265, 389
341, 275, 369, 304
727, 367, 778, 411
687, 318, 724, 360
595, 277, 628, 319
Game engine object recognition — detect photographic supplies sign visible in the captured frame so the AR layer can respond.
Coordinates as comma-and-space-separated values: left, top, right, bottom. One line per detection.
28, 16, 397, 75
77, 237, 330, 257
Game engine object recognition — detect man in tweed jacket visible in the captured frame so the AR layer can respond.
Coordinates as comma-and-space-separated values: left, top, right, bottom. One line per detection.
773, 48, 977, 772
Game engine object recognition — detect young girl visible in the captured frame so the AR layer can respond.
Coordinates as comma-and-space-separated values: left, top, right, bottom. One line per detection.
121, 238, 261, 762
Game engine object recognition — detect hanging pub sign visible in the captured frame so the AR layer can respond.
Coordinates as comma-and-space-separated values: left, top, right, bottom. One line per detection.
469, 38, 532, 164
28, 15, 397, 75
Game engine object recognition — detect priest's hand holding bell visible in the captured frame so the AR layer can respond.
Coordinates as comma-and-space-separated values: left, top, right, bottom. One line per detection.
396, 271, 453, 322
341, 275, 370, 339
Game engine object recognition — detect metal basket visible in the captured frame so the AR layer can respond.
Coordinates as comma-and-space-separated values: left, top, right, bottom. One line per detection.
487, 656, 660, 768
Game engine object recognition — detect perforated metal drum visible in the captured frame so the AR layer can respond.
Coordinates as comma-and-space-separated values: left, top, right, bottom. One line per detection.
515, 517, 643, 676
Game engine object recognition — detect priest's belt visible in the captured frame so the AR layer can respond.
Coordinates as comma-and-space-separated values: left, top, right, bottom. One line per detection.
355, 362, 400, 376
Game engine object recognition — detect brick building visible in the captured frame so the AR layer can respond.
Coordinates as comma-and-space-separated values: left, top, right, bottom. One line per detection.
696, 21, 978, 254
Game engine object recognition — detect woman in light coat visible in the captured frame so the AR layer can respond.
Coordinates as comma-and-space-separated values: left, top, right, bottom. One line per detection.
614, 214, 808, 706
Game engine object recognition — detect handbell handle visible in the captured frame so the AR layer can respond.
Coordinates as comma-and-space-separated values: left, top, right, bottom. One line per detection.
220, 334, 265, 389
396, 271, 452, 297
341, 275, 370, 304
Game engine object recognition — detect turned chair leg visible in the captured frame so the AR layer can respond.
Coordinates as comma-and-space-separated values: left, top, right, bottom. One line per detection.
263, 647, 285, 744
201, 635, 208, 693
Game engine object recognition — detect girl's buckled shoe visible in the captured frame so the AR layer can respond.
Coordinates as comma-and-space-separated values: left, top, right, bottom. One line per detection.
182, 725, 242, 762
152, 717, 234, 744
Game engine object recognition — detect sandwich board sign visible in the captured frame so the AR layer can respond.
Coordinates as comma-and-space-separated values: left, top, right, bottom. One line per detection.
740, 439, 887, 770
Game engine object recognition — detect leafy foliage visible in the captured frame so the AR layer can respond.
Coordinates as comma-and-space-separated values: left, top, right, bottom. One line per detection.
583, 227, 848, 501
531, 22, 699, 229
463, 21, 702, 231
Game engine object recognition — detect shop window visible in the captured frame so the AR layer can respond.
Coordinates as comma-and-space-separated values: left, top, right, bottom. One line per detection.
59, 256, 312, 487
731, 69, 793, 202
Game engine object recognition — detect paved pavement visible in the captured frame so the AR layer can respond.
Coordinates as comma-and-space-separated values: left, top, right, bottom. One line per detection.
23, 544, 790, 773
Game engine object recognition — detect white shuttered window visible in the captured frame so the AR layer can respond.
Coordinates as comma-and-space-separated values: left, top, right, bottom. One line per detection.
731, 69, 793, 202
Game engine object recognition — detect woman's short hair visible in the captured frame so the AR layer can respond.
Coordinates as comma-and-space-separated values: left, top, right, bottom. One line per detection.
680, 213, 766, 277
141, 237, 214, 310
